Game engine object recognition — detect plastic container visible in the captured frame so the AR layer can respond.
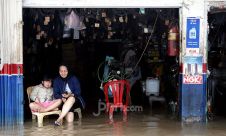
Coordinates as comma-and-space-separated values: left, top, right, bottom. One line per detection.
146, 78, 160, 96
140, 81, 146, 93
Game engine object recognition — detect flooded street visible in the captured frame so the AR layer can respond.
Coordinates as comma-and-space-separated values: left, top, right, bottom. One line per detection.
1, 110, 226, 136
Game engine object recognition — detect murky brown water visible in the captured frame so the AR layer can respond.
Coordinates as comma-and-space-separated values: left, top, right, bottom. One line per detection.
1, 110, 226, 136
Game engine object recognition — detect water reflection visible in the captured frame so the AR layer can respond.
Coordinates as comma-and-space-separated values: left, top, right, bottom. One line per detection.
1, 113, 226, 136
112, 121, 124, 136
0, 124, 24, 136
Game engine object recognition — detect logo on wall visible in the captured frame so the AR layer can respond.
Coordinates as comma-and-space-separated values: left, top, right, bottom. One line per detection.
183, 56, 203, 84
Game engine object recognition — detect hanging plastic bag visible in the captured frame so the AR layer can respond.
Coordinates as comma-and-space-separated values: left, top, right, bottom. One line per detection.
63, 9, 86, 38
78, 16, 86, 30
64, 10, 80, 29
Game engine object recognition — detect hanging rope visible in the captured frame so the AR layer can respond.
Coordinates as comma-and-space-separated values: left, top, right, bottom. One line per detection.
125, 12, 159, 79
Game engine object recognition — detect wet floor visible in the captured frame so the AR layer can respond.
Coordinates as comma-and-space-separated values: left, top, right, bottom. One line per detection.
1, 110, 226, 136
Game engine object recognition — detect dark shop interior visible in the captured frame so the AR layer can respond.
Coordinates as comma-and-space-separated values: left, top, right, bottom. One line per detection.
22, 8, 180, 119
207, 7, 226, 118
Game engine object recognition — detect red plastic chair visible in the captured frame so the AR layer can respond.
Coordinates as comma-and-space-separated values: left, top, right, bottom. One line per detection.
104, 80, 130, 121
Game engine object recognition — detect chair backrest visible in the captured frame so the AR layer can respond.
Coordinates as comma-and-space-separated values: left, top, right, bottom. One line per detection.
27, 86, 34, 104
104, 80, 130, 106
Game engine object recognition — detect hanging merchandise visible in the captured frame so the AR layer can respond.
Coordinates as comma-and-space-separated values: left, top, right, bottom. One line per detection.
139, 8, 145, 14
63, 27, 73, 38
73, 30, 80, 39
167, 23, 179, 56
102, 12, 107, 18
79, 17, 86, 30
63, 9, 86, 39
161, 32, 167, 59
64, 10, 80, 29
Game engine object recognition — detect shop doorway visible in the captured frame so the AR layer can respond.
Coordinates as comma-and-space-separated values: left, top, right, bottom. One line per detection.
22, 8, 180, 119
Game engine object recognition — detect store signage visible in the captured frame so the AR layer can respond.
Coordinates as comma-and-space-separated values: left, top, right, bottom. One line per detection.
183, 56, 203, 84
186, 48, 199, 56
183, 75, 203, 84
186, 17, 200, 48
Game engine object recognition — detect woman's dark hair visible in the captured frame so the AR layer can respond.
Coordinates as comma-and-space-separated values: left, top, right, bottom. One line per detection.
59, 63, 69, 71
42, 75, 52, 81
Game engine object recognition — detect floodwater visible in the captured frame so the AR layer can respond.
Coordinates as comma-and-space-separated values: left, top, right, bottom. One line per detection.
1, 110, 226, 136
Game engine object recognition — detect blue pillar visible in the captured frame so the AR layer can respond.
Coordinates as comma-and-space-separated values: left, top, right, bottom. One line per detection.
179, 16, 207, 123
0, 64, 24, 125
179, 74, 207, 122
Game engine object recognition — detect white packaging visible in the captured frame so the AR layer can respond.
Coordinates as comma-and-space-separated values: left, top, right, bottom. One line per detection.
146, 78, 160, 96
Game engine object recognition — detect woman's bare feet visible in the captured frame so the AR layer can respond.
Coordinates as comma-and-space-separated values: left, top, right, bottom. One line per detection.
54, 119, 63, 126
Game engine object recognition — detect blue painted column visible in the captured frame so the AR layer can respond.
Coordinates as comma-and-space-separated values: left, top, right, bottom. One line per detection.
0, 64, 24, 125
179, 74, 207, 122
179, 15, 207, 123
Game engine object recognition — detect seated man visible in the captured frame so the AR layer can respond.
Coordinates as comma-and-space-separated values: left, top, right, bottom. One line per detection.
29, 75, 62, 113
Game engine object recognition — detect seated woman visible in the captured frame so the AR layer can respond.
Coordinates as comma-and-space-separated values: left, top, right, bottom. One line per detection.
29, 75, 62, 113
53, 64, 85, 126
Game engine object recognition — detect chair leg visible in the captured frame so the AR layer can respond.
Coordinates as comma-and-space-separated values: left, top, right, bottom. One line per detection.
74, 108, 82, 119
32, 114, 36, 120
37, 115, 44, 127
123, 106, 128, 121
106, 103, 110, 113
128, 94, 132, 105
109, 106, 114, 121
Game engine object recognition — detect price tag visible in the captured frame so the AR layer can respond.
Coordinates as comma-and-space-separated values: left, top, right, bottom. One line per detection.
109, 32, 113, 36
119, 17, 124, 23
44, 43, 48, 48
144, 28, 148, 33
85, 17, 89, 22
40, 31, 45, 36
64, 20, 68, 25
102, 12, 107, 17
44, 21, 48, 25
133, 15, 136, 19
125, 16, 128, 23
95, 23, 100, 28
105, 18, 109, 23
45, 16, 50, 22
165, 20, 169, 26
113, 18, 117, 22
36, 34, 40, 40
37, 25, 41, 32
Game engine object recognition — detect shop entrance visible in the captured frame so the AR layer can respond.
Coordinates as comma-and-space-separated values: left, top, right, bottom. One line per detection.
22, 8, 180, 119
